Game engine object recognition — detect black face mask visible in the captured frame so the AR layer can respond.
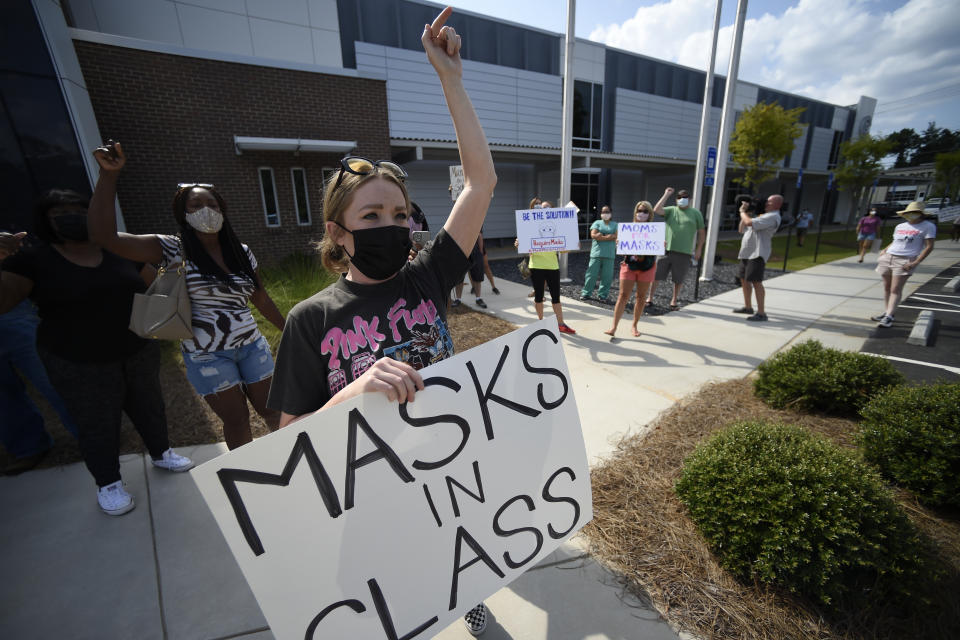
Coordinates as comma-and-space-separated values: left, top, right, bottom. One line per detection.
51, 213, 89, 242
336, 223, 412, 281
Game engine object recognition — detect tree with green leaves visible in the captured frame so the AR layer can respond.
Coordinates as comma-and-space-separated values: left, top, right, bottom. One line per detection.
933, 150, 960, 201
885, 127, 921, 167
834, 134, 892, 224
729, 102, 805, 193
884, 123, 960, 167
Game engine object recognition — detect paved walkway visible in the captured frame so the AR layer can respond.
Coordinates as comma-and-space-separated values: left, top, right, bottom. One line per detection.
1, 241, 957, 640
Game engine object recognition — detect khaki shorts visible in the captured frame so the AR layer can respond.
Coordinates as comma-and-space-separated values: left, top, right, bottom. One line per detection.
875, 252, 914, 277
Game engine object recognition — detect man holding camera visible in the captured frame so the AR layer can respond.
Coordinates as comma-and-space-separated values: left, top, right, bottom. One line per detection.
646, 187, 705, 310
735, 194, 782, 322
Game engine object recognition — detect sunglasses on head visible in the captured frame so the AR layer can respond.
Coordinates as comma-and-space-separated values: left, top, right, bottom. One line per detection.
333, 156, 407, 191
177, 183, 215, 191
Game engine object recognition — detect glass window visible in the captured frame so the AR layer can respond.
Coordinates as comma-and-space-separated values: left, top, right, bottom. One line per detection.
827, 130, 843, 170
572, 80, 602, 150
291, 168, 311, 226
258, 167, 280, 227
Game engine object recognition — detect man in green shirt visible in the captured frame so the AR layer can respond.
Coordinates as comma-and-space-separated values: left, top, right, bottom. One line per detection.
646, 187, 705, 310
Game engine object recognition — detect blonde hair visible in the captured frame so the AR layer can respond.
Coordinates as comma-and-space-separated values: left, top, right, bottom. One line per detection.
528, 196, 542, 209
317, 168, 410, 274
634, 200, 653, 221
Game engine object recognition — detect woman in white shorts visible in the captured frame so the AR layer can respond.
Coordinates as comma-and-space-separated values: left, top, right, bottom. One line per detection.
872, 201, 936, 328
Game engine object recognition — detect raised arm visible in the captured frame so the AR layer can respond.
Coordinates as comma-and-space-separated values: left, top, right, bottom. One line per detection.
87, 141, 163, 264
425, 8, 497, 256
653, 187, 674, 216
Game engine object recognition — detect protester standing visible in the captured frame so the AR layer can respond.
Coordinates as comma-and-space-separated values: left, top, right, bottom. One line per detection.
872, 201, 936, 328
795, 207, 814, 247
0, 190, 193, 515
646, 188, 705, 310
605, 201, 656, 337
88, 144, 286, 451
267, 9, 496, 635
856, 207, 882, 262
581, 205, 617, 302
734, 194, 782, 322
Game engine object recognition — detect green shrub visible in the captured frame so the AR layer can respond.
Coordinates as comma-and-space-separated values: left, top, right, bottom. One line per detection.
859, 383, 960, 507
754, 340, 904, 416
676, 421, 926, 608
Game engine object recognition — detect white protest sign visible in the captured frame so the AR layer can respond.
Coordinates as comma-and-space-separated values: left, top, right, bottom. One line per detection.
516, 207, 580, 253
449, 165, 464, 202
616, 221, 666, 255
935, 205, 960, 223
191, 318, 592, 640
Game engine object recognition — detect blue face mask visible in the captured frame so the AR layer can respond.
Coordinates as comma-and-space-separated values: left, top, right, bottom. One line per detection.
336, 222, 412, 280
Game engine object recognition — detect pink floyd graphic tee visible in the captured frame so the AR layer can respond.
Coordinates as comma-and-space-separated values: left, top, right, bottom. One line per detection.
267, 229, 470, 417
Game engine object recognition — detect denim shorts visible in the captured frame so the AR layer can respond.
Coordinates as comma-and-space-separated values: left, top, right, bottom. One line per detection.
182, 336, 275, 396
857, 232, 876, 242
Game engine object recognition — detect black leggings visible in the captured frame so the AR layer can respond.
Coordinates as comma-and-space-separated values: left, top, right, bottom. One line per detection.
40, 343, 170, 487
531, 268, 560, 304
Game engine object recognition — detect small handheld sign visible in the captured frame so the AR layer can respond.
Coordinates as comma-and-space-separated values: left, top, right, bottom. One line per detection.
615, 222, 665, 256
515, 207, 579, 253
449, 165, 464, 202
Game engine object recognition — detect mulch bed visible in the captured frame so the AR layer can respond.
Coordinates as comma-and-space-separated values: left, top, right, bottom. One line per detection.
584, 377, 960, 640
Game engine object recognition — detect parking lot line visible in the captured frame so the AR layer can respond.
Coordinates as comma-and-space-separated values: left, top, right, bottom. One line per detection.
898, 305, 960, 314
861, 353, 960, 376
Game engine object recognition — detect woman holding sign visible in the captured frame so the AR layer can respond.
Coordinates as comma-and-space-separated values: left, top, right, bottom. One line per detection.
515, 200, 576, 334
267, 8, 496, 636
605, 201, 657, 337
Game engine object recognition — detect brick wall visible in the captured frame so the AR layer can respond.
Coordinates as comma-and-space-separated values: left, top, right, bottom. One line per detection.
73, 41, 391, 264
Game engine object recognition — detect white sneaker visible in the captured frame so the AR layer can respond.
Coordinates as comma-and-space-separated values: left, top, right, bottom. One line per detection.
463, 603, 488, 636
152, 448, 194, 472
97, 480, 135, 516
877, 314, 894, 328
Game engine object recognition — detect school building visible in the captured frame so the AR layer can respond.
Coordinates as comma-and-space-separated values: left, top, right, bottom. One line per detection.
6, 0, 875, 261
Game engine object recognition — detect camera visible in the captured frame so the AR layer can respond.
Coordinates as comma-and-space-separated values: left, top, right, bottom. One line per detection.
735, 194, 762, 216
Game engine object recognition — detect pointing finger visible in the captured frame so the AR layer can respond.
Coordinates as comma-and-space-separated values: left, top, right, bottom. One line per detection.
429, 6, 452, 38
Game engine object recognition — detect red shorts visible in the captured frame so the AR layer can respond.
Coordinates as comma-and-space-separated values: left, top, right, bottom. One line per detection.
619, 261, 656, 283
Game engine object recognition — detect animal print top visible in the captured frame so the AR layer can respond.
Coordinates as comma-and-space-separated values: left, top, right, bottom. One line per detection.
157, 235, 262, 353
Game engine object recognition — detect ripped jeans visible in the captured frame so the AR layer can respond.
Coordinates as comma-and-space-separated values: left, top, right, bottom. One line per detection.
182, 335, 275, 397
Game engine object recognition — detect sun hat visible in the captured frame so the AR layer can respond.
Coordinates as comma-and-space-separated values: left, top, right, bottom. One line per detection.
896, 201, 928, 218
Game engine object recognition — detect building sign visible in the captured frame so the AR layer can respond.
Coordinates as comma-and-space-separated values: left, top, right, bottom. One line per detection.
191, 319, 592, 640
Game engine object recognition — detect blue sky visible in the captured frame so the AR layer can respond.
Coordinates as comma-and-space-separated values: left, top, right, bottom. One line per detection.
444, 0, 960, 137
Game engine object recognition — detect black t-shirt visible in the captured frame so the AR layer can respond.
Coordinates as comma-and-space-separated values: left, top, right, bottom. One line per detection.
268, 228, 470, 416
3, 244, 147, 362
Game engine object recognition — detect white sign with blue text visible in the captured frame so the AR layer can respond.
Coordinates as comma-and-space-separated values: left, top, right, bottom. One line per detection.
515, 208, 580, 253
191, 318, 592, 640
615, 221, 666, 256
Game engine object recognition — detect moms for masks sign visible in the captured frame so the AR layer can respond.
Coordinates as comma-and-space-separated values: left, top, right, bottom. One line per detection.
192, 318, 592, 640
616, 222, 666, 255
516, 207, 580, 252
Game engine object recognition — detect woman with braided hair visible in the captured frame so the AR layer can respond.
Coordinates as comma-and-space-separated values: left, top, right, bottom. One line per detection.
87, 145, 286, 451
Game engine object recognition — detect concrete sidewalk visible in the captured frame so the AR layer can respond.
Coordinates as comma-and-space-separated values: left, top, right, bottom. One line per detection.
2, 241, 957, 640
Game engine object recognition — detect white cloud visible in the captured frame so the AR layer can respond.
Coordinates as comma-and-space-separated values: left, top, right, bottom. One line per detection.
587, 0, 960, 134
